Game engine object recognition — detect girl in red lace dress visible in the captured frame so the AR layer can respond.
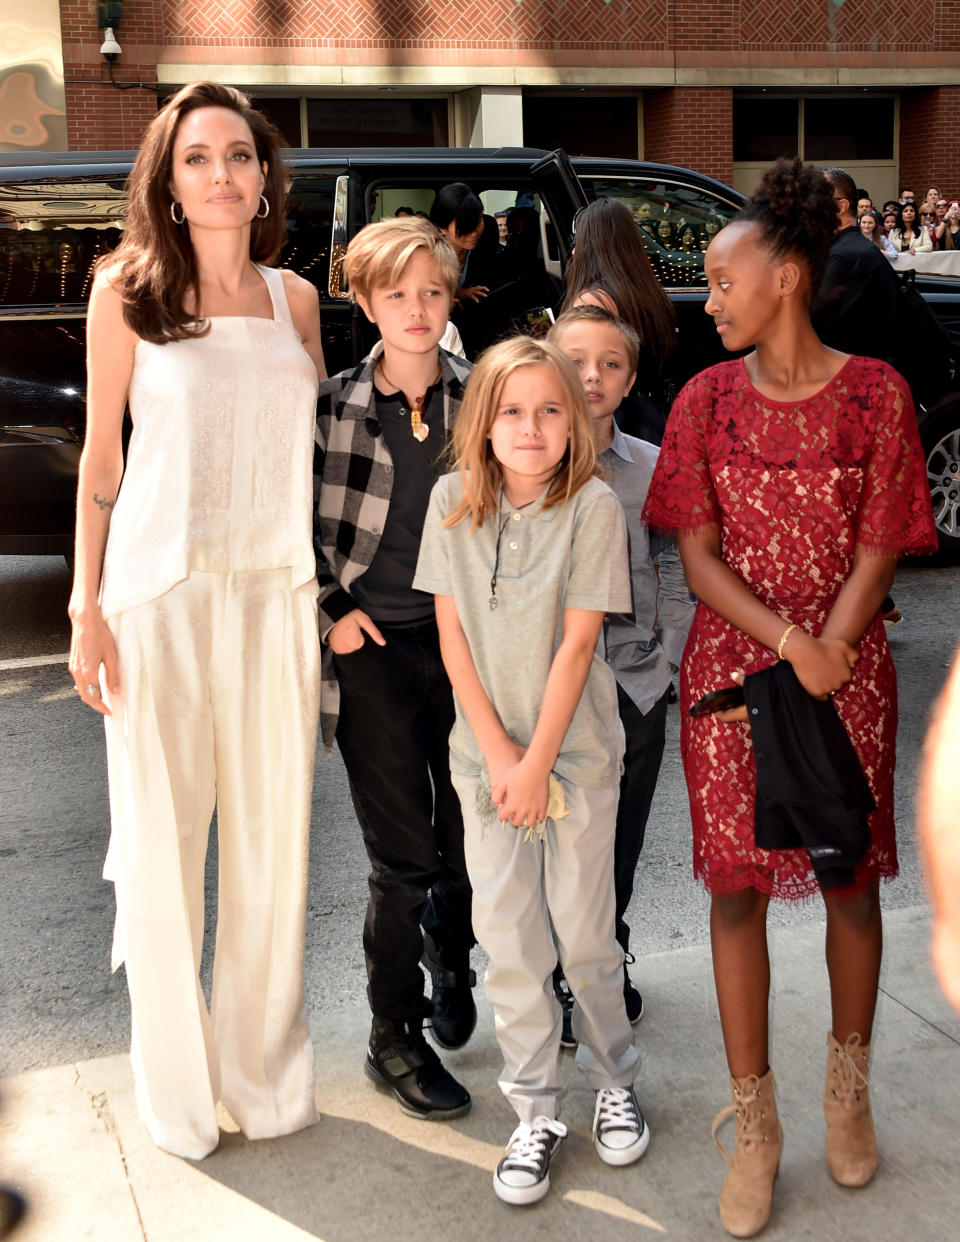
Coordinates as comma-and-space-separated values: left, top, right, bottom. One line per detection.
644, 159, 937, 1237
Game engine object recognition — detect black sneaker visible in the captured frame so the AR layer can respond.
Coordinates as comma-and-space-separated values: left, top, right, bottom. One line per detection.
593, 1085, 650, 1166
421, 932, 477, 1050
623, 954, 644, 1024
553, 971, 577, 1049
365, 1015, 471, 1120
493, 1116, 567, 1205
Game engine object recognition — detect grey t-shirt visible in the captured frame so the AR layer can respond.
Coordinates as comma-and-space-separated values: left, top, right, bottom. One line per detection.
414, 472, 631, 789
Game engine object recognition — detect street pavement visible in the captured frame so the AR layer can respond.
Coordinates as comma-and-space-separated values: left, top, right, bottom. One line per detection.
1, 556, 959, 1240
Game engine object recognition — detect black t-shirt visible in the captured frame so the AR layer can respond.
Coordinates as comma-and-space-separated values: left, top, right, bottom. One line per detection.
348, 381, 445, 624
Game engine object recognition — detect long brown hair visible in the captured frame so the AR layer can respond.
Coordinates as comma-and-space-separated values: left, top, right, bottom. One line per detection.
445, 336, 599, 531
106, 81, 289, 343
564, 197, 676, 361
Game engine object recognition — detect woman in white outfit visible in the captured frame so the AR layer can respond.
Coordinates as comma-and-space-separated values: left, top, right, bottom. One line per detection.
68, 81, 327, 1160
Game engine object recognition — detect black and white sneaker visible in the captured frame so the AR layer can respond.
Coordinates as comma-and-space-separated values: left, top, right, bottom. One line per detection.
593, 1085, 650, 1166
553, 971, 578, 1049
493, 1116, 567, 1205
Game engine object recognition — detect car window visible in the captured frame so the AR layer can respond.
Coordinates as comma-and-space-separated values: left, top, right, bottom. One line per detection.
281, 174, 338, 297
583, 176, 740, 289
367, 184, 542, 223
0, 177, 126, 308
0, 172, 340, 312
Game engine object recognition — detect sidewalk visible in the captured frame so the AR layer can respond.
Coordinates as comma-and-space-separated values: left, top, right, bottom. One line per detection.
3, 903, 958, 1242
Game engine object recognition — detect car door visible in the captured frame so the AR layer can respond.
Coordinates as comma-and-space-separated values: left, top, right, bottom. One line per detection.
529, 149, 589, 279
283, 164, 357, 376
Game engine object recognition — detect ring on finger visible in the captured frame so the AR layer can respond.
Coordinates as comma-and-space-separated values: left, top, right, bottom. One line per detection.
85, 683, 99, 696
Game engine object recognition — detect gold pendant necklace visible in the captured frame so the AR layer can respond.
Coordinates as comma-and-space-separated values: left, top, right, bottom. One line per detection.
377, 359, 441, 443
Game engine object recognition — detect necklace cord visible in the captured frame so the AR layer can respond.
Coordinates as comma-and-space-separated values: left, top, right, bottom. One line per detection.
489, 492, 510, 610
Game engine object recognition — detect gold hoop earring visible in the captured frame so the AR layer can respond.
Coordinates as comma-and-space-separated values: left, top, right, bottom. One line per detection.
170, 201, 185, 225
256, 195, 270, 219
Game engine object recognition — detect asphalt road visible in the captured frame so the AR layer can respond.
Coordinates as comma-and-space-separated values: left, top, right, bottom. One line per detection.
0, 553, 957, 1077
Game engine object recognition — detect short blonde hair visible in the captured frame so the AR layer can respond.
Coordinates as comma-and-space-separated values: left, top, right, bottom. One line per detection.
343, 216, 460, 301
446, 336, 599, 531
549, 305, 641, 376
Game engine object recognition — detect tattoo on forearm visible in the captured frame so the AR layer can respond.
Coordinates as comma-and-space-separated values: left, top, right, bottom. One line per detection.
92, 493, 115, 511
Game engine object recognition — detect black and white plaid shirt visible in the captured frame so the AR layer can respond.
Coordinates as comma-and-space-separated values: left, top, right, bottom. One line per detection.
313, 340, 472, 749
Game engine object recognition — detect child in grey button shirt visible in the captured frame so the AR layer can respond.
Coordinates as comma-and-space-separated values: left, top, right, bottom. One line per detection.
414, 336, 649, 1206
550, 306, 694, 1030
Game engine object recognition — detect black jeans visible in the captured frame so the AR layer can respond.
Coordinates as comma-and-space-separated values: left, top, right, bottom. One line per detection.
614, 683, 670, 952
333, 617, 474, 1019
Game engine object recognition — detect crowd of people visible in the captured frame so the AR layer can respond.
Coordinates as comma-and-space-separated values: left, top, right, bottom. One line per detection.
67, 78, 943, 1241
633, 198, 725, 255
858, 184, 960, 255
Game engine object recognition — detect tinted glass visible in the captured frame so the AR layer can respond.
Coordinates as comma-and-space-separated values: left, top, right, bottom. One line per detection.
0, 177, 126, 307
584, 176, 740, 288
252, 96, 303, 147
523, 96, 639, 160
307, 98, 448, 147
803, 98, 895, 162
281, 174, 337, 293
733, 98, 799, 162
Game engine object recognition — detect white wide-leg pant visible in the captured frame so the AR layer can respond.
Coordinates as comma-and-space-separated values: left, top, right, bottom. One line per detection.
103, 569, 320, 1159
452, 773, 639, 1125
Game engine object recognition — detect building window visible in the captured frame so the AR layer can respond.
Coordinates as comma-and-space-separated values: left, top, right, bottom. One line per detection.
523, 95, 639, 160
733, 99, 799, 162
803, 98, 894, 162
252, 97, 303, 148
733, 94, 895, 164
307, 98, 448, 147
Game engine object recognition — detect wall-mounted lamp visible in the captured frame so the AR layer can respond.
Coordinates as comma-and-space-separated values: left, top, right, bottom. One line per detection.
97, 2, 131, 86
76, 0, 155, 94
99, 28, 122, 60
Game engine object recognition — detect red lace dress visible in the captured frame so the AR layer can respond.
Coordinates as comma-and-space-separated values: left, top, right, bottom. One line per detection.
643, 356, 937, 900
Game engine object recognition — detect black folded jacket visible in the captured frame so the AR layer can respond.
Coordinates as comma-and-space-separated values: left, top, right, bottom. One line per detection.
742, 662, 876, 891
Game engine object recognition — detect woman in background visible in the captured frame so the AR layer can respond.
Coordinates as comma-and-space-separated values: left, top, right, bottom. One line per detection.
564, 197, 677, 437
859, 209, 897, 258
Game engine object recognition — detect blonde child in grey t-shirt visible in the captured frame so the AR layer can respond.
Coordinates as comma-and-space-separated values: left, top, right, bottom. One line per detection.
414, 336, 650, 1206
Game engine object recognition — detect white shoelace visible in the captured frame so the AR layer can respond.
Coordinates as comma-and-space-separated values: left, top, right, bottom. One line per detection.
595, 1087, 640, 1136
502, 1116, 568, 1174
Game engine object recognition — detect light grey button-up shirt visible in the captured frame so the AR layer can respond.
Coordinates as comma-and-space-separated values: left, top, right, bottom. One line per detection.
415, 473, 632, 790
600, 424, 695, 715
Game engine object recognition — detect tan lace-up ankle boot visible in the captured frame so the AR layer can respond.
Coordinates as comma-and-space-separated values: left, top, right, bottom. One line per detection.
712, 1068, 783, 1238
823, 1031, 877, 1187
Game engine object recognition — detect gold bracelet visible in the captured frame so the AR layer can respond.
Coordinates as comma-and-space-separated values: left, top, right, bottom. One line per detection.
777, 622, 799, 661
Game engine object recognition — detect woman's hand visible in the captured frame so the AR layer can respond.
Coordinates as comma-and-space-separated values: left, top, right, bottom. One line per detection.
68, 605, 120, 716
713, 631, 858, 723
492, 754, 550, 830
715, 671, 748, 723
455, 285, 489, 306
785, 630, 858, 699
327, 609, 385, 655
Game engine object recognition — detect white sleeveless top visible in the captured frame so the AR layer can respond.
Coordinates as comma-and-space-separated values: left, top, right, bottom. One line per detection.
100, 266, 319, 618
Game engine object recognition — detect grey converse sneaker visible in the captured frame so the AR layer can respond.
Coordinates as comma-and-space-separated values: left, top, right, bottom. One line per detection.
593, 1085, 650, 1166
493, 1116, 567, 1205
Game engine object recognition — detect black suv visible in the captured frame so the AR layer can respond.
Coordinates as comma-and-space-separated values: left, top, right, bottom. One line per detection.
2, 146, 958, 556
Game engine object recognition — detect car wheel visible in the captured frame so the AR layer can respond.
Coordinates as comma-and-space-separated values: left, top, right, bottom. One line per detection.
922, 396, 960, 556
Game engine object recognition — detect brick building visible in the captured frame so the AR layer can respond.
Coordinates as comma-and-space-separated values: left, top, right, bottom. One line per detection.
6, 2, 960, 200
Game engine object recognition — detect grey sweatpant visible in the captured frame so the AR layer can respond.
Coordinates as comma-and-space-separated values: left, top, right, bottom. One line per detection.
452, 772, 639, 1124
